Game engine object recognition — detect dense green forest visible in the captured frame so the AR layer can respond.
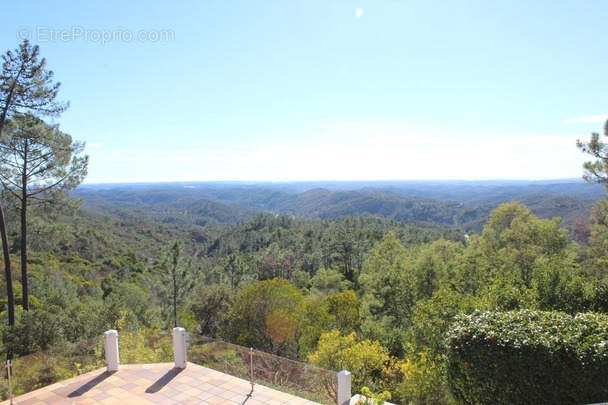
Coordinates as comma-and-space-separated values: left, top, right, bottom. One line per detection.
1, 179, 608, 403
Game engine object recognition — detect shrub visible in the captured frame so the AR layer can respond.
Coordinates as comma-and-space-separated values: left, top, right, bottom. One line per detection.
446, 310, 608, 405
308, 330, 392, 393
395, 350, 451, 404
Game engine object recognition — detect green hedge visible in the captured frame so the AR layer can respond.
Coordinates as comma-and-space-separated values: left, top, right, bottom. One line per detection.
446, 310, 608, 405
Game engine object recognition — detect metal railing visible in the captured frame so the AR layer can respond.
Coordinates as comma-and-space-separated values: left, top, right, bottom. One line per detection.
0, 330, 343, 405
0, 335, 104, 401
187, 333, 337, 405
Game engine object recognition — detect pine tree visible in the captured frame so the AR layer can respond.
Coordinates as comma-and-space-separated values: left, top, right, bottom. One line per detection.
577, 119, 608, 188
0, 40, 69, 317
0, 113, 88, 315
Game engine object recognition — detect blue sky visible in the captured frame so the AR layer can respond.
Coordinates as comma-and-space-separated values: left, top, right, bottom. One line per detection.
1, 1, 607, 184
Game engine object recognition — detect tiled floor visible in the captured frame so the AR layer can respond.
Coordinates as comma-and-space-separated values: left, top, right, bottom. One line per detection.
0, 362, 323, 405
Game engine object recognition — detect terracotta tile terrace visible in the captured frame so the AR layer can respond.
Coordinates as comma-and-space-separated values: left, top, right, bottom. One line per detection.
0, 362, 323, 405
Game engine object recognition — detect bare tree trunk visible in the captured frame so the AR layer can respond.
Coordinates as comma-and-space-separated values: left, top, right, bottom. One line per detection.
0, 202, 15, 361
21, 145, 28, 311
20, 204, 27, 311
0, 204, 14, 326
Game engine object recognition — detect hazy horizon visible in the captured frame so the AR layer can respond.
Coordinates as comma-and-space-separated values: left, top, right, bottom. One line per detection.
78, 177, 596, 188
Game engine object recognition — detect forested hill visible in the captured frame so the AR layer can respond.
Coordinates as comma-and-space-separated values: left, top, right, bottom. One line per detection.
73, 179, 605, 231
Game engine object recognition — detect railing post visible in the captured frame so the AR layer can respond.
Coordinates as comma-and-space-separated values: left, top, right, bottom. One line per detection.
173, 327, 187, 369
6, 360, 13, 405
249, 348, 255, 391
337, 370, 352, 405
104, 330, 119, 372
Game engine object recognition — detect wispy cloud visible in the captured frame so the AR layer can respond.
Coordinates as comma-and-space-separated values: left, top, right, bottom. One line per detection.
563, 114, 608, 124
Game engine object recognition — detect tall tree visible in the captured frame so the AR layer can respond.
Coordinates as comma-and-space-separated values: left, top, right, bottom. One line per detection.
0, 40, 67, 322
577, 119, 608, 187
162, 241, 195, 328
221, 278, 304, 357
359, 231, 414, 355
0, 113, 88, 311
479, 202, 571, 288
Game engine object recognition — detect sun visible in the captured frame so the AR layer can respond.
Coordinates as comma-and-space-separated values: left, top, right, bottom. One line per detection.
355, 7, 364, 18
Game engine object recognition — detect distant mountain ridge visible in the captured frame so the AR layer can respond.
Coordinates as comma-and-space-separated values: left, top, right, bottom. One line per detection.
74, 179, 606, 231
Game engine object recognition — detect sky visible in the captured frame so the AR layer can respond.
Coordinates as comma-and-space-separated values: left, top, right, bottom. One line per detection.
1, 1, 607, 184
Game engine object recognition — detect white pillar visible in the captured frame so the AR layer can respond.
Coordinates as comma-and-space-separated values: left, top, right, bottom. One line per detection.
337, 370, 352, 405
173, 327, 187, 369
104, 330, 119, 372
